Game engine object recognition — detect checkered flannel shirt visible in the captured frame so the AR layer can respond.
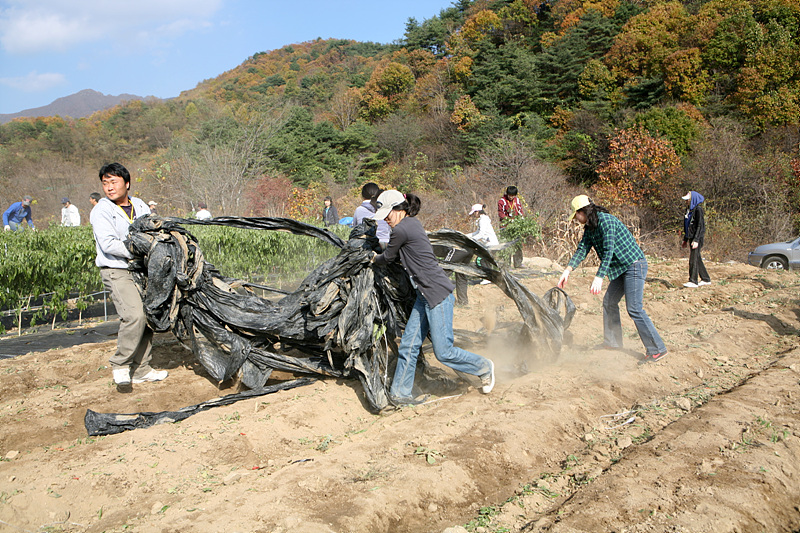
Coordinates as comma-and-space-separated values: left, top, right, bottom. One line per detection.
567, 212, 644, 280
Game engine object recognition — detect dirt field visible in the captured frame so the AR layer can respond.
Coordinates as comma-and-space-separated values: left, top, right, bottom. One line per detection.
2, 258, 800, 533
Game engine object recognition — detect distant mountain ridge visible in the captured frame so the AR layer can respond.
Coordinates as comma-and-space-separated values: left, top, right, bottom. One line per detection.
0, 89, 156, 124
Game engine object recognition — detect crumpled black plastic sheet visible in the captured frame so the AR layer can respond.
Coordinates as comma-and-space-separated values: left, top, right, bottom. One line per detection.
428, 229, 575, 357
85, 214, 575, 435
85, 378, 315, 436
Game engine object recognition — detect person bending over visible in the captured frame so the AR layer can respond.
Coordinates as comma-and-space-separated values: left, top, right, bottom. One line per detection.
371, 190, 495, 405
558, 195, 667, 363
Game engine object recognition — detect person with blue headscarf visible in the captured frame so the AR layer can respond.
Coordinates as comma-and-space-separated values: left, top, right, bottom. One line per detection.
682, 191, 711, 288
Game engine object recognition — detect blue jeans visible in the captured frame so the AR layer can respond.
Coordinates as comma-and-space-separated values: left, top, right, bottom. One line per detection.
390, 291, 491, 399
602, 259, 666, 356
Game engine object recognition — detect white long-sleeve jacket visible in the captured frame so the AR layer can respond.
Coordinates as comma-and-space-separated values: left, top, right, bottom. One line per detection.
61, 204, 81, 226
470, 214, 499, 245
89, 197, 150, 268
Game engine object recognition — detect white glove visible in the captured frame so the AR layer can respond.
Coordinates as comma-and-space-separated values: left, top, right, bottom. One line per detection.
3, 225, 9, 231
590, 276, 603, 295
557, 268, 570, 289
691, 241, 699, 249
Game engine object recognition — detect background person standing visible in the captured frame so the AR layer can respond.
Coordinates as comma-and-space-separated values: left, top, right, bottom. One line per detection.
90, 162, 167, 393
497, 186, 524, 268
89, 192, 102, 207
61, 197, 81, 226
322, 196, 338, 227
195, 202, 212, 220
3, 195, 35, 231
682, 191, 711, 288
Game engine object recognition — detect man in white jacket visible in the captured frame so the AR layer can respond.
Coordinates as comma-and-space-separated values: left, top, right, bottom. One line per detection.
90, 162, 167, 392
61, 198, 80, 226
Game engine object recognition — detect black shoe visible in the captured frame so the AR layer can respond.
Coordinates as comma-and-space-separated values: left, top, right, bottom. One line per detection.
116, 382, 133, 393
389, 394, 430, 406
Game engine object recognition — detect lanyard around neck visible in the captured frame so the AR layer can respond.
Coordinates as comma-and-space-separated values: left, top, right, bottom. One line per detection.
115, 200, 135, 224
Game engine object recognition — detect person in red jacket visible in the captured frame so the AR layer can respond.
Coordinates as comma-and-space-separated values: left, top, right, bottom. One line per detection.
497, 185, 524, 267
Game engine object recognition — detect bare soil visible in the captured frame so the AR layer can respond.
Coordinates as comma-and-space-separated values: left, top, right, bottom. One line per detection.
2, 258, 800, 533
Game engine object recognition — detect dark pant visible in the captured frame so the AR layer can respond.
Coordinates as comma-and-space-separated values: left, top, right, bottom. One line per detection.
689, 244, 710, 284
432, 246, 473, 305
512, 246, 523, 268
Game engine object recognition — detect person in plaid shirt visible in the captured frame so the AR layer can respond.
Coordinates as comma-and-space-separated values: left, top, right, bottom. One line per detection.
557, 195, 667, 363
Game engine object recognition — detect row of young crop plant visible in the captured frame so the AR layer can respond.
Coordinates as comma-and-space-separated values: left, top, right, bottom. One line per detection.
0, 221, 349, 333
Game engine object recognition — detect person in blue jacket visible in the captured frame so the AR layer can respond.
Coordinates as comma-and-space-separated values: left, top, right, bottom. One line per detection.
3, 196, 35, 231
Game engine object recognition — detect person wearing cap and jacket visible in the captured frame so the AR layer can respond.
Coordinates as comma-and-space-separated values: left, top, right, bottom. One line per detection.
371, 190, 495, 405
3, 196, 35, 231
61, 197, 81, 226
682, 191, 710, 288
557, 195, 667, 363
469, 203, 499, 246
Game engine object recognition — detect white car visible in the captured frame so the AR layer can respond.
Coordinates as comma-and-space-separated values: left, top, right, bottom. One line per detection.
747, 237, 800, 270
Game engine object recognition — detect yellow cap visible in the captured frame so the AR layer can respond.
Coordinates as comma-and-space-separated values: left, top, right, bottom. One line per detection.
569, 195, 591, 220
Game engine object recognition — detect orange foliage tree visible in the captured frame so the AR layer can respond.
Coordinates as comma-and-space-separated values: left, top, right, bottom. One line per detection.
361, 61, 415, 121
594, 126, 682, 213
287, 182, 326, 221
605, 2, 690, 80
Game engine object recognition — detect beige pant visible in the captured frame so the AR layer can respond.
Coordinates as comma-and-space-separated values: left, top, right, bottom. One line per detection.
100, 268, 154, 380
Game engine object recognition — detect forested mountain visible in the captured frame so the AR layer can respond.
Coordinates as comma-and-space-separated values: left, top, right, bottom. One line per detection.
1, 0, 798, 256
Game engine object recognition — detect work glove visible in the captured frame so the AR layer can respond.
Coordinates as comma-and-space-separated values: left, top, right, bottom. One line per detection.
557, 268, 570, 289
691, 241, 698, 249
590, 276, 603, 295
3, 225, 9, 231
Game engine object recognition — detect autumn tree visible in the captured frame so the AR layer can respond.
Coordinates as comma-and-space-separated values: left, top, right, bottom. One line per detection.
361, 62, 416, 121
594, 125, 682, 217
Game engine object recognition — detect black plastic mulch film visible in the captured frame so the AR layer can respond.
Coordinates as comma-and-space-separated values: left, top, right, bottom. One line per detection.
84, 215, 574, 436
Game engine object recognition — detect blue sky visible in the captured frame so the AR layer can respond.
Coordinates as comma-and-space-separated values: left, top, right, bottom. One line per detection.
0, 0, 456, 115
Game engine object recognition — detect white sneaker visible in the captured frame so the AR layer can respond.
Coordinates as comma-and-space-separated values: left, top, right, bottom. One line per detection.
132, 369, 168, 384
113, 368, 132, 393
698, 280, 711, 286
113, 368, 131, 384
481, 359, 495, 394
480, 279, 492, 285
683, 282, 698, 288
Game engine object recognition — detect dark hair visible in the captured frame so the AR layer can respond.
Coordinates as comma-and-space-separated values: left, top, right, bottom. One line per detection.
394, 192, 421, 217
476, 204, 487, 215
323, 196, 333, 203
361, 182, 381, 200
198, 202, 207, 209
581, 202, 610, 230
89, 192, 101, 202
99, 162, 130, 184
506, 185, 518, 197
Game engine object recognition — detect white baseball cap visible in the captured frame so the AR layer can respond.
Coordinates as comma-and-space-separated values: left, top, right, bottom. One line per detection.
469, 203, 484, 215
372, 190, 406, 220
681, 192, 692, 200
